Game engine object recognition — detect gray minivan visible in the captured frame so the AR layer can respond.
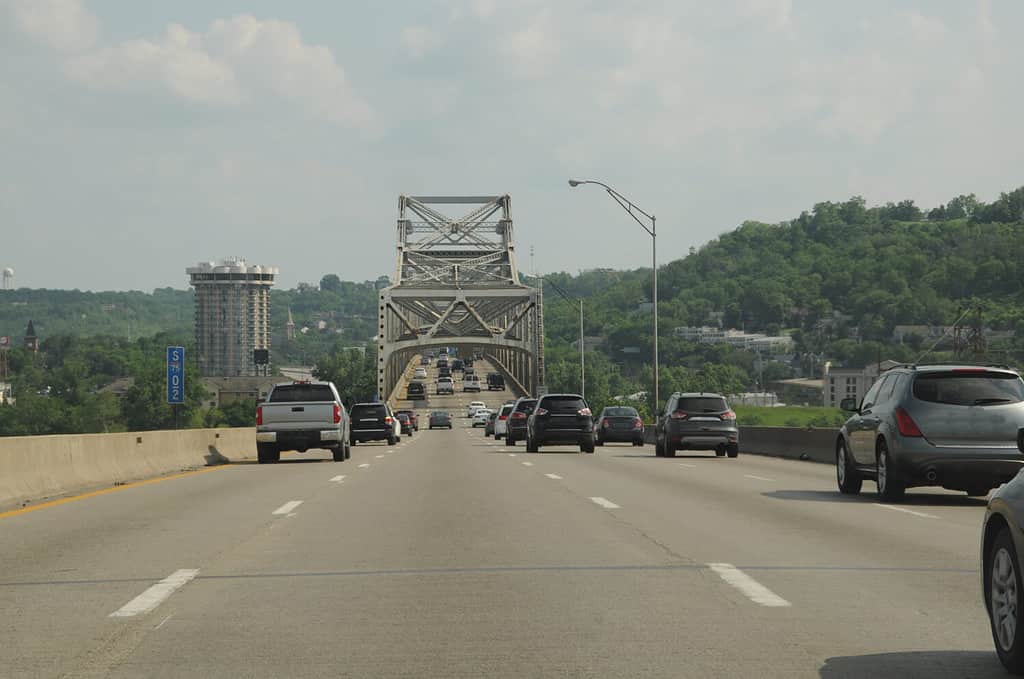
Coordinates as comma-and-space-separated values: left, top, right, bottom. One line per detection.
837, 365, 1024, 500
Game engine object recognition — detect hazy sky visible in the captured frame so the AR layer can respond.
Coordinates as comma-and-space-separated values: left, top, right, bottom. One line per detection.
1, 1, 1021, 291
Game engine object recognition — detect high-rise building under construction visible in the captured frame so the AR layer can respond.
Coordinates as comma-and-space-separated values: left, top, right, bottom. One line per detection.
186, 259, 278, 377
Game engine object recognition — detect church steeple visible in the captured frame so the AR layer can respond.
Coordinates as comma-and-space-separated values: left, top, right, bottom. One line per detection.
24, 320, 38, 354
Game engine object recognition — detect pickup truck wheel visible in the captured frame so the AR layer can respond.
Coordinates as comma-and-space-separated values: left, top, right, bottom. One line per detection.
257, 443, 279, 464
332, 445, 346, 462
344, 440, 352, 460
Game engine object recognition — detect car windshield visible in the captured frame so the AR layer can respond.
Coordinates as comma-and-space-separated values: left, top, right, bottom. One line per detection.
267, 384, 334, 402
602, 407, 637, 417
675, 397, 728, 413
8, 4, 1024, 675
913, 372, 1024, 405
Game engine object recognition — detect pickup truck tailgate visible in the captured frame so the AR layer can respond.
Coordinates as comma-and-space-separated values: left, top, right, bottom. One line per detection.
261, 402, 336, 431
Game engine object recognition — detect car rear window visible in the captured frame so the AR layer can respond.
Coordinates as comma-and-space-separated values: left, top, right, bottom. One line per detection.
912, 371, 1024, 406
541, 396, 586, 413
675, 397, 728, 413
268, 384, 334, 402
515, 399, 538, 413
351, 404, 387, 418
603, 407, 637, 417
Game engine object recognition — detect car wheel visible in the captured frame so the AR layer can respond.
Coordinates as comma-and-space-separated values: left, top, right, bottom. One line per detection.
388, 435, 398, 446
257, 443, 278, 464
595, 436, 604, 447
507, 436, 515, 446
715, 447, 726, 457
344, 440, 352, 460
448, 425, 452, 429
655, 437, 664, 457
836, 439, 862, 494
527, 436, 538, 453
989, 527, 1024, 673
726, 444, 739, 458
581, 438, 595, 454
876, 441, 905, 502
332, 445, 346, 462
665, 441, 677, 458
633, 439, 644, 447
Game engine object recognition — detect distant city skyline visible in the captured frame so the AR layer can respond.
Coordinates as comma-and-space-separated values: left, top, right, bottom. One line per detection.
3, 1, 1023, 290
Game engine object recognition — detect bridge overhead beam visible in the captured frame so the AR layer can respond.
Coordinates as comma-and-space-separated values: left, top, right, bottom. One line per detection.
378, 195, 544, 399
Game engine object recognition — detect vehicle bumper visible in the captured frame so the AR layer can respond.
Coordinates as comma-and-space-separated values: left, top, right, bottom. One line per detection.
258, 429, 341, 448
600, 428, 645, 442
890, 440, 1024, 490
352, 429, 390, 441
666, 424, 739, 450
537, 428, 595, 445
508, 424, 528, 439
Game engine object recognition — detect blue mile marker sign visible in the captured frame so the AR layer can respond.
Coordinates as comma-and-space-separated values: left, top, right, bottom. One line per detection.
166, 346, 185, 405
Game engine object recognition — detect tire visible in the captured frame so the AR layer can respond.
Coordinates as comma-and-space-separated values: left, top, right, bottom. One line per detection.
448, 425, 452, 429
633, 439, 644, 447
332, 445, 346, 462
388, 435, 398, 446
876, 441, 905, 502
595, 436, 604, 447
727, 444, 739, 459
665, 441, 677, 458
507, 436, 516, 447
989, 527, 1024, 674
655, 437, 665, 457
967, 486, 992, 497
836, 439, 862, 494
715, 448, 726, 457
344, 440, 351, 460
581, 438, 595, 454
257, 443, 279, 464
527, 436, 539, 453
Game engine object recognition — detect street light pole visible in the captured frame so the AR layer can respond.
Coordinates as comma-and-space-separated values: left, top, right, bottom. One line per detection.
580, 298, 585, 400
568, 179, 658, 414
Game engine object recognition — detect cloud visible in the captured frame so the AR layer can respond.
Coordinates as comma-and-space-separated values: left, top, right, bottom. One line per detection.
903, 10, 946, 42
20, 9, 371, 126
7, 0, 98, 52
739, 0, 793, 31
66, 24, 240, 106
497, 9, 559, 79
401, 25, 442, 59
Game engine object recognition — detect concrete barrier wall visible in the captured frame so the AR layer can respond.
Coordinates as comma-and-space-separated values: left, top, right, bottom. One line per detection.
0, 427, 256, 510
643, 425, 838, 464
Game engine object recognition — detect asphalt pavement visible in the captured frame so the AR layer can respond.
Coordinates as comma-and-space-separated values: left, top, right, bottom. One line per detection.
0, 365, 1006, 678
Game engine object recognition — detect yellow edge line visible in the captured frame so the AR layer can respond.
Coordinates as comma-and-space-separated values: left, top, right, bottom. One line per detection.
0, 465, 231, 520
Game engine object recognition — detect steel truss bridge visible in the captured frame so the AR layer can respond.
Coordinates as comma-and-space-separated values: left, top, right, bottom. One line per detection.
377, 195, 544, 400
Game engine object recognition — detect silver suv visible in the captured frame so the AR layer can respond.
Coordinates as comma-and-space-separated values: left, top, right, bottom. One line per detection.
836, 364, 1024, 501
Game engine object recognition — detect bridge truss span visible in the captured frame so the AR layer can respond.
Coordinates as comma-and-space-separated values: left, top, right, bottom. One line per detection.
377, 195, 544, 399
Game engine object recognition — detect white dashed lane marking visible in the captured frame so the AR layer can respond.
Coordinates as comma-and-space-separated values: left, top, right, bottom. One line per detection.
589, 497, 620, 509
744, 474, 773, 482
358, 463, 370, 468
109, 569, 199, 618
329, 475, 345, 483
678, 463, 696, 468
707, 563, 791, 607
544, 473, 563, 480
522, 462, 534, 467
272, 501, 303, 515
874, 503, 939, 519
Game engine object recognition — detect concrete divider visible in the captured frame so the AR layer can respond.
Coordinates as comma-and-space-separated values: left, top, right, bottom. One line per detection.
0, 427, 256, 511
642, 425, 838, 464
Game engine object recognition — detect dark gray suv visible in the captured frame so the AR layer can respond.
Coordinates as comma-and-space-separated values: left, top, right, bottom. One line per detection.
526, 393, 595, 453
654, 392, 739, 458
837, 365, 1024, 501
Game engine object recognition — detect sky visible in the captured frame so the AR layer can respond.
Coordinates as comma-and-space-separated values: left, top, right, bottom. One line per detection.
1, 0, 1022, 291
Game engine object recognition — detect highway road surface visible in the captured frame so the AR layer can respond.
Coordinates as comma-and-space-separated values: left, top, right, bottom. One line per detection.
0, 370, 1006, 678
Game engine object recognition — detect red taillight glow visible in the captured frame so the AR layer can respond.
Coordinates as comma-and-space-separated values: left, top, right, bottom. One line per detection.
499, 415, 508, 420
720, 410, 736, 421
670, 410, 689, 420
255, 406, 263, 426
578, 407, 592, 416
385, 416, 393, 425
632, 417, 643, 429
895, 407, 923, 437
602, 420, 610, 428
333, 404, 342, 424
536, 408, 549, 416
512, 411, 527, 420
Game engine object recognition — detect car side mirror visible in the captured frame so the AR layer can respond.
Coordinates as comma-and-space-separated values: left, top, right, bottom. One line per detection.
839, 398, 859, 413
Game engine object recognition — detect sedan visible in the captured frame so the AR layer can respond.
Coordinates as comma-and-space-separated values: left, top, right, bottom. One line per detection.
484, 411, 497, 437
595, 406, 645, 447
466, 401, 487, 418
982, 434, 1024, 673
428, 411, 453, 429
395, 412, 415, 436
472, 409, 492, 427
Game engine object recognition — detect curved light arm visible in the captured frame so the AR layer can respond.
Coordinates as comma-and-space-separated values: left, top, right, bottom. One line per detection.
568, 179, 655, 237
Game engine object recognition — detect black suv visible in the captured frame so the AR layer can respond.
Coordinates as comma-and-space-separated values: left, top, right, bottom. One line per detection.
505, 397, 538, 446
526, 393, 595, 453
406, 381, 426, 400
487, 373, 505, 391
349, 402, 399, 446
654, 392, 738, 458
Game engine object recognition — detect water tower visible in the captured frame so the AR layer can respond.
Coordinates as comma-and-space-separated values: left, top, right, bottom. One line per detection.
2, 268, 12, 290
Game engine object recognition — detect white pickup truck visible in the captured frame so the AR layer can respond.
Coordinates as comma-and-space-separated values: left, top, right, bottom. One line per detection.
255, 380, 351, 464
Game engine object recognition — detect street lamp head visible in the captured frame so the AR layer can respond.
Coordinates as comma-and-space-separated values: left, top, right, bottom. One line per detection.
568, 179, 581, 187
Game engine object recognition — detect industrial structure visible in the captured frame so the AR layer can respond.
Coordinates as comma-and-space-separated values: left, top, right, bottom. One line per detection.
2, 268, 13, 290
377, 195, 544, 399
186, 259, 278, 377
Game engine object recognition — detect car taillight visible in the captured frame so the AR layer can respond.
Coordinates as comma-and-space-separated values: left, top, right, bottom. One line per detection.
499, 414, 508, 420
333, 404, 342, 424
578, 407, 592, 416
385, 416, 393, 425
632, 417, 643, 429
895, 407, 923, 437
670, 410, 689, 420
512, 412, 527, 420
720, 410, 736, 421
255, 406, 263, 426
536, 408, 549, 416
602, 420, 610, 428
